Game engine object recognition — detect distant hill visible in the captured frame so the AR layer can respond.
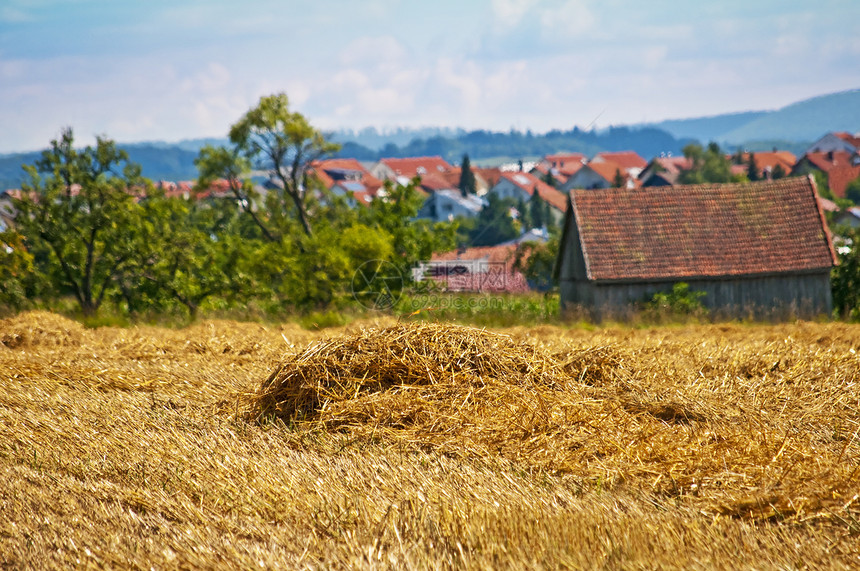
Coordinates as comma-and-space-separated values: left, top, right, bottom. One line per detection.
0, 142, 206, 191
645, 111, 768, 143
3, 89, 858, 190
645, 89, 860, 146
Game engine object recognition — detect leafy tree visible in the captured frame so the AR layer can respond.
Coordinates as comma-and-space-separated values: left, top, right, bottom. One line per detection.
194, 145, 276, 242
831, 227, 860, 320
227, 93, 340, 238
542, 169, 557, 188
0, 230, 34, 309
458, 154, 476, 197
469, 193, 519, 247
13, 128, 147, 316
845, 177, 860, 204
516, 197, 529, 230
513, 233, 559, 291
612, 168, 626, 188
679, 142, 733, 184
359, 180, 457, 279
772, 163, 787, 180
528, 189, 550, 230
124, 192, 250, 318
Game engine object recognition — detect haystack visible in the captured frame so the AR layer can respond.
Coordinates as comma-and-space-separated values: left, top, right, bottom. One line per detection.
254, 322, 573, 423
0, 311, 86, 349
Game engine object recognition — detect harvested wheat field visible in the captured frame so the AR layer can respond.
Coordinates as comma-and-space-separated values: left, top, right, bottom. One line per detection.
1, 311, 859, 569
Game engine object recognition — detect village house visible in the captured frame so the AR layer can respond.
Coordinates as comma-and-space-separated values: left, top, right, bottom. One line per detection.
638, 156, 694, 187
370, 156, 454, 185
416, 189, 487, 222
734, 151, 797, 180
792, 151, 860, 198
592, 151, 648, 177
309, 158, 384, 206
555, 176, 837, 320
560, 159, 638, 191
806, 132, 860, 155
488, 171, 568, 224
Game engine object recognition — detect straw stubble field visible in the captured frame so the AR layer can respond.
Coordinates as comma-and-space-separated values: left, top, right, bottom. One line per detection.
0, 311, 858, 569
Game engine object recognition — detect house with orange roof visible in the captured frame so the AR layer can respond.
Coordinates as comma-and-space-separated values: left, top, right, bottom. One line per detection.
731, 151, 796, 180
529, 161, 567, 186
592, 151, 647, 176
309, 158, 384, 205
792, 151, 860, 198
638, 156, 694, 187
555, 176, 837, 320
370, 156, 454, 185
488, 171, 568, 224
560, 160, 639, 191
539, 152, 587, 180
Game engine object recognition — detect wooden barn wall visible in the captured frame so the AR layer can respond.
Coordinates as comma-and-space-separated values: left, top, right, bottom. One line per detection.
560, 272, 833, 320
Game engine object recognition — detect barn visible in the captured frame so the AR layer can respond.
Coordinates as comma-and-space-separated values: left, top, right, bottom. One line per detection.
555, 176, 838, 320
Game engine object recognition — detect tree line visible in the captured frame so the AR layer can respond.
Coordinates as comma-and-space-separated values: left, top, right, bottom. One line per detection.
0, 94, 458, 318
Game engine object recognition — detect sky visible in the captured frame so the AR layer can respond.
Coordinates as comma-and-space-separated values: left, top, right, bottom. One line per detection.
1, 0, 859, 154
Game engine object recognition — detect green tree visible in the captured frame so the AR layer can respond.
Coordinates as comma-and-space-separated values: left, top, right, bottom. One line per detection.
0, 230, 34, 310
542, 169, 557, 188
831, 227, 860, 320
679, 142, 732, 184
227, 93, 340, 238
13, 128, 147, 316
747, 152, 759, 181
194, 145, 276, 242
458, 154, 476, 197
612, 168, 625, 188
772, 163, 787, 180
845, 177, 860, 204
528, 189, 550, 230
513, 233, 558, 291
469, 193, 519, 247
359, 179, 457, 279
124, 192, 250, 318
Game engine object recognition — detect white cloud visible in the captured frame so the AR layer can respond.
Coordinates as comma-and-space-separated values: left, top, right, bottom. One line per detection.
492, 0, 540, 28
340, 36, 407, 67
538, 0, 595, 36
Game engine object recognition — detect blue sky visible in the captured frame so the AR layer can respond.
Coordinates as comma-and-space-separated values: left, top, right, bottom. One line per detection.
1, 0, 858, 153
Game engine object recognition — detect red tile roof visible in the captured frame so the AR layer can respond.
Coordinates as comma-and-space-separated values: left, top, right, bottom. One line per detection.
419, 172, 456, 192
380, 156, 454, 177
584, 160, 640, 188
500, 171, 568, 211
544, 153, 586, 169
473, 167, 503, 188
651, 156, 694, 174
530, 163, 569, 185
568, 176, 836, 282
798, 152, 860, 198
835, 132, 860, 149
734, 151, 797, 178
593, 151, 648, 171
310, 158, 384, 195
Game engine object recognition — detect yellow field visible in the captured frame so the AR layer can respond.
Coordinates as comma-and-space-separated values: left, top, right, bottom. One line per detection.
1, 311, 858, 569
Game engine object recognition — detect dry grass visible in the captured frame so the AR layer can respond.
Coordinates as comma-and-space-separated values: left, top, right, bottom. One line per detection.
1, 312, 859, 569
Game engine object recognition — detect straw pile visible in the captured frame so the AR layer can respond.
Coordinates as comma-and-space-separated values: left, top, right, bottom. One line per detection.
0, 311, 86, 349
252, 321, 860, 523
255, 321, 575, 418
